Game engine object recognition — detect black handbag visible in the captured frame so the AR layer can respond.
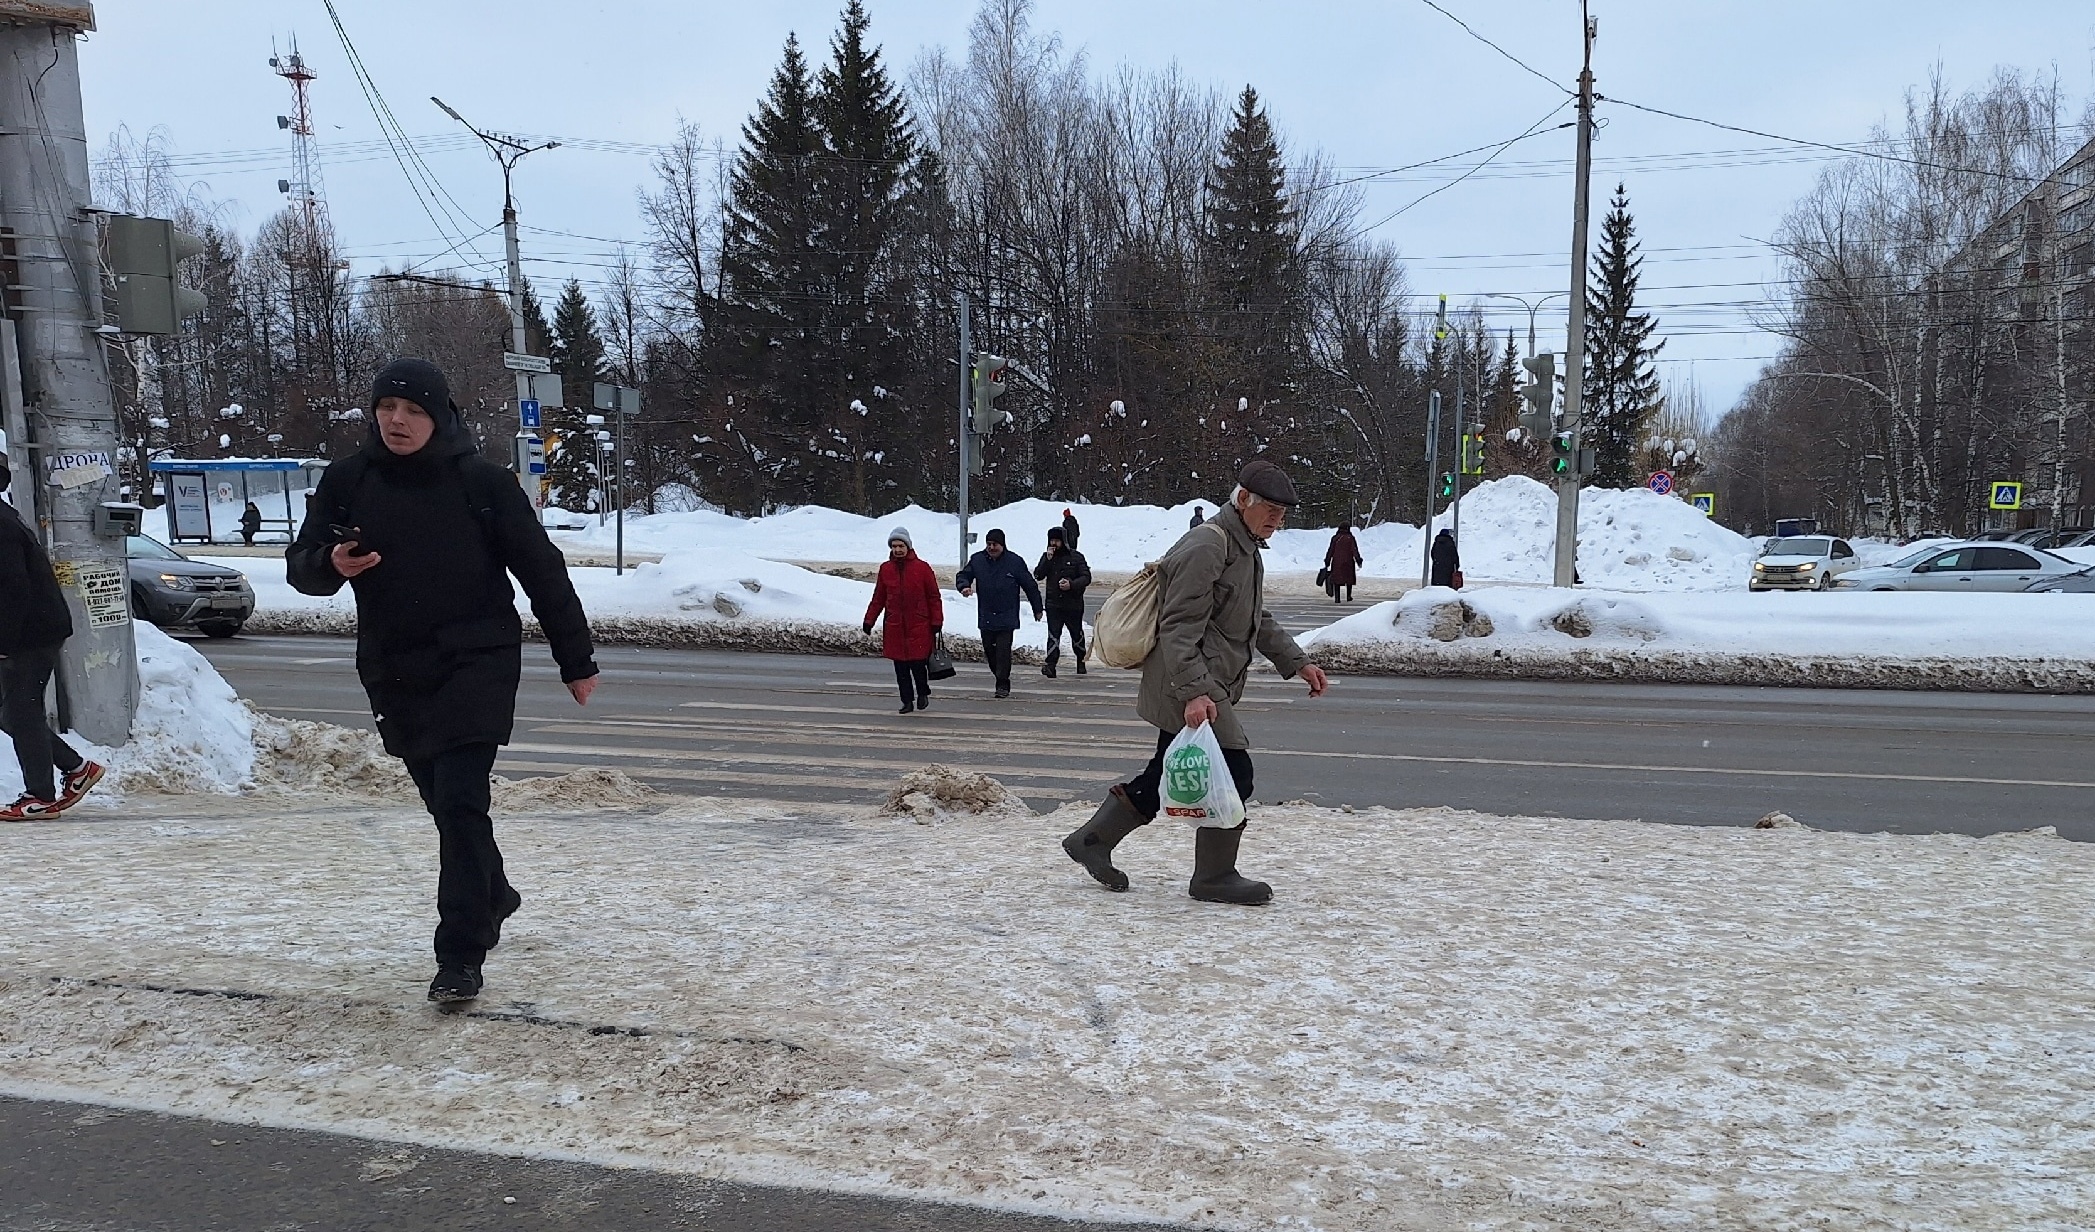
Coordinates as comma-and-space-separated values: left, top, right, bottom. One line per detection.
926, 635, 957, 680
1315, 565, 1331, 588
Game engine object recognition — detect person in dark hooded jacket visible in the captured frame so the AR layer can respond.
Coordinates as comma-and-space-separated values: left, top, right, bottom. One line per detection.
1430, 528, 1460, 588
287, 358, 599, 1005
0, 454, 106, 820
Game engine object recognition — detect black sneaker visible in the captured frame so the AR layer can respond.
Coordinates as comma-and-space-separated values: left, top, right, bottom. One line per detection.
428, 963, 483, 1004
1042, 661, 1057, 678
491, 889, 522, 949
994, 684, 1011, 699
898, 700, 915, 714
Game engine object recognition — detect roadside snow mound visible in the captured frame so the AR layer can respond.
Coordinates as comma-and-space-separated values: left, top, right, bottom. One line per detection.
248, 712, 414, 800
494, 768, 662, 810
881, 765, 1032, 823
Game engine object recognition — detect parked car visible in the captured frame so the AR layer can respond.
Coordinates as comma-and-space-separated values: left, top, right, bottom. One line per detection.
126, 535, 254, 637
1831, 541, 2086, 592
1750, 536, 1861, 591
2044, 528, 2095, 550
2026, 565, 2095, 594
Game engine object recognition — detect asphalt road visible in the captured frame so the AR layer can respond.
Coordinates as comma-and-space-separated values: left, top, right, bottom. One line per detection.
194, 632, 2095, 840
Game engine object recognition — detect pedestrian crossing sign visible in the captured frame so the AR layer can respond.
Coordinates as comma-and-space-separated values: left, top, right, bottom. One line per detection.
1690, 492, 1715, 516
1989, 481, 2023, 511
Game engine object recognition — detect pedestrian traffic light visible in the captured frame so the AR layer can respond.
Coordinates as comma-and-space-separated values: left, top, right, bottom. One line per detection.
970, 353, 1012, 434
1460, 430, 1485, 476
106, 215, 209, 335
1551, 430, 1575, 475
1519, 353, 1555, 437
1439, 471, 1455, 499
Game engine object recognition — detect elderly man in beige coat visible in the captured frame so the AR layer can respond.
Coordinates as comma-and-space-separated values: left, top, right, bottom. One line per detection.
1062, 459, 1330, 905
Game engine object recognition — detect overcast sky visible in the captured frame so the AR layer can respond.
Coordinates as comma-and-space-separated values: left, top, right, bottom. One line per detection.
78, 1, 2095, 417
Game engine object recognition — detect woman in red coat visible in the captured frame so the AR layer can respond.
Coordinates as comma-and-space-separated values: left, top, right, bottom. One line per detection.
862, 526, 944, 714
1324, 524, 1365, 602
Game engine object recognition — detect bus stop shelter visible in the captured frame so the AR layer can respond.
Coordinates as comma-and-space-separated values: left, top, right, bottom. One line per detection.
148, 458, 326, 544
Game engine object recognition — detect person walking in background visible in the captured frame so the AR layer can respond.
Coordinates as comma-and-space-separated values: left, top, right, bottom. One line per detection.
239, 501, 263, 547
288, 358, 600, 1005
1430, 528, 1461, 588
1061, 507, 1081, 551
1061, 460, 1330, 906
956, 527, 1043, 699
1034, 525, 1092, 678
1324, 523, 1364, 603
1188, 505, 1205, 528
864, 526, 942, 714
0, 454, 106, 821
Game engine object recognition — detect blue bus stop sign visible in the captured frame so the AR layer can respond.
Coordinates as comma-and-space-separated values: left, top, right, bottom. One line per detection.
519, 399, 542, 429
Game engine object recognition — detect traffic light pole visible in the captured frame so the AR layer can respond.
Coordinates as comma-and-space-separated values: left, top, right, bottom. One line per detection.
956, 291, 971, 568
0, 9, 140, 745
1554, 4, 1597, 588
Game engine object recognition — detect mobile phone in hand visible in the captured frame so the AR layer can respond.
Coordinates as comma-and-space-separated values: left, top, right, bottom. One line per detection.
327, 524, 374, 557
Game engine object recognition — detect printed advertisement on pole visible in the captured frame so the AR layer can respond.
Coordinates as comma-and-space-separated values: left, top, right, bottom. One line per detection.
75, 562, 130, 629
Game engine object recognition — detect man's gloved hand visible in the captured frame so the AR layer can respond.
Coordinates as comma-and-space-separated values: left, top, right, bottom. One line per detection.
861, 623, 874, 636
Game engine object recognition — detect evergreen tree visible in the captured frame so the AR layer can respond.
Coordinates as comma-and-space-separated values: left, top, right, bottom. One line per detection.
811, 0, 920, 511
1202, 87, 1306, 488
1582, 184, 1664, 488
709, 33, 828, 511
546, 279, 607, 511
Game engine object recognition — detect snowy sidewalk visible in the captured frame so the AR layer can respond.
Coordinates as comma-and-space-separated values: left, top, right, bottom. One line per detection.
3, 786, 2092, 1230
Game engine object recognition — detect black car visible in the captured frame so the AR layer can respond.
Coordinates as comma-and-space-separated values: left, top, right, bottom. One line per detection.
125, 535, 254, 637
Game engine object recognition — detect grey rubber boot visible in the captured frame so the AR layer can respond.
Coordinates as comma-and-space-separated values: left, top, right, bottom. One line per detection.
1188, 822, 1272, 905
1062, 786, 1147, 891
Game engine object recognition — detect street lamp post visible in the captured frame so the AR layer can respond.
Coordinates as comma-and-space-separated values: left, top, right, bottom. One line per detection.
1485, 291, 1567, 361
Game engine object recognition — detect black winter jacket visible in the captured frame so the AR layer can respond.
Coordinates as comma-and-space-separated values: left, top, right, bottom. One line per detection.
0, 499, 72, 654
287, 422, 596, 760
955, 548, 1043, 632
1430, 533, 1460, 587
1033, 545, 1092, 611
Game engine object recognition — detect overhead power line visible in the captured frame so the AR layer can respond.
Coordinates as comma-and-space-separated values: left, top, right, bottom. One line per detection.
1415, 0, 1570, 94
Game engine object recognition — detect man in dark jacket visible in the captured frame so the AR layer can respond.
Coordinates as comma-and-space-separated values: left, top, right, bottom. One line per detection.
1430, 528, 1460, 588
1033, 525, 1092, 678
955, 527, 1042, 698
0, 457, 105, 820
288, 358, 599, 1005
1060, 508, 1081, 551
239, 501, 263, 546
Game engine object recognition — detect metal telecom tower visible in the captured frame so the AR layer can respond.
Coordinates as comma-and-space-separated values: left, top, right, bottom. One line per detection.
270, 40, 326, 233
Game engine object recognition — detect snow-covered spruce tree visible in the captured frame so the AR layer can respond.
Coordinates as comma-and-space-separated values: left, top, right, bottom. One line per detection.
811, 0, 922, 514
1582, 183, 1664, 488
545, 279, 606, 512
709, 33, 828, 512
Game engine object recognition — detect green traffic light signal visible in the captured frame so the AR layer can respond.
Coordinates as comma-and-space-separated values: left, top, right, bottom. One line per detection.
1439, 472, 1455, 498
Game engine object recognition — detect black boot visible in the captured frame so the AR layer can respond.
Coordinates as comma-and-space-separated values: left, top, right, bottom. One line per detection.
490, 888, 522, 949
1061, 787, 1147, 891
428, 963, 483, 1003
1188, 823, 1271, 905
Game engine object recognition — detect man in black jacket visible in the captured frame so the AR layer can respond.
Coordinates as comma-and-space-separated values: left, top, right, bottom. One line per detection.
1033, 525, 1092, 678
955, 528, 1042, 699
0, 457, 104, 820
288, 358, 599, 1004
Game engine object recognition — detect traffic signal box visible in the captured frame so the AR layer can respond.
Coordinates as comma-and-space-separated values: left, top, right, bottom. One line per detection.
106, 215, 208, 335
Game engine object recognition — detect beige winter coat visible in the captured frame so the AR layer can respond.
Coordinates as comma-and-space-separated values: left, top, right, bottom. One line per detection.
1136, 501, 1311, 749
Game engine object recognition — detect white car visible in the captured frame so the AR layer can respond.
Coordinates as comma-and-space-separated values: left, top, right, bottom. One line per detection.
1832, 542, 2087, 592
1749, 536, 1861, 591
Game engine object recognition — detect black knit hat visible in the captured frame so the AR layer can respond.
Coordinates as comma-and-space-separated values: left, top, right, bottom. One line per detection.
1046, 526, 1064, 542
985, 527, 1006, 545
371, 357, 453, 419
1237, 458, 1300, 507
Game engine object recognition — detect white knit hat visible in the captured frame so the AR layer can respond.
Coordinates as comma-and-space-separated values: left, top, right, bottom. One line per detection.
887, 525, 914, 548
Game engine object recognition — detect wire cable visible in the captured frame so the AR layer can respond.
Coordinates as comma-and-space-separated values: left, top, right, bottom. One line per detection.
1358, 101, 1574, 232
1415, 0, 1569, 94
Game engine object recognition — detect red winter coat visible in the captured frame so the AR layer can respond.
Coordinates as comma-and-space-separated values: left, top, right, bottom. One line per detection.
1324, 529, 1364, 589
864, 551, 944, 662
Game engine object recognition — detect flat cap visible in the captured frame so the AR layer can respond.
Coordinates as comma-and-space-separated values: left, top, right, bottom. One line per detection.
1237, 458, 1300, 507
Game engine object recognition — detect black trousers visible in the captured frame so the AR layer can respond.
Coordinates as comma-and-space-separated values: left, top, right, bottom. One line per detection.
1121, 727, 1254, 821
0, 643, 83, 802
892, 658, 929, 704
403, 742, 510, 967
982, 629, 1014, 687
1044, 609, 1086, 665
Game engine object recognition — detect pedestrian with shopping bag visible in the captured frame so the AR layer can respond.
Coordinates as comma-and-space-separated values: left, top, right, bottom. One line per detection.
1062, 460, 1329, 905
0, 453, 106, 820
1033, 525, 1092, 677
863, 526, 943, 714
956, 527, 1043, 699
287, 358, 600, 1005
1323, 523, 1364, 602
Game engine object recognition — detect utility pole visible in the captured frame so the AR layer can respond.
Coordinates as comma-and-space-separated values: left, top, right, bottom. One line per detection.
1420, 294, 1448, 588
1554, 2, 1598, 588
433, 97, 557, 508
0, 3, 140, 745
956, 291, 971, 568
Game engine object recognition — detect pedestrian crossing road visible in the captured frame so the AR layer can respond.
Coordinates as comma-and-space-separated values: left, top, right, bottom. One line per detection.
193, 634, 2095, 840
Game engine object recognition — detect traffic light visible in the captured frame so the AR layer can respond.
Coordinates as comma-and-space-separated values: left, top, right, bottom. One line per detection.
106, 215, 208, 335
1551, 430, 1575, 475
1460, 430, 1485, 476
970, 353, 1012, 434
1518, 353, 1555, 437
1439, 471, 1455, 499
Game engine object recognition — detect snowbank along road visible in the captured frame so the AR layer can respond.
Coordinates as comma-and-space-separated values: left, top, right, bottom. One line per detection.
194, 634, 2095, 839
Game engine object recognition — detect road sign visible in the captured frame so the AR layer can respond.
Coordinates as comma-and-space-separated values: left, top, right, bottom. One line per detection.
1989, 481, 2023, 510
518, 398, 542, 429
1690, 492, 1715, 517
503, 351, 552, 374
1647, 470, 1674, 496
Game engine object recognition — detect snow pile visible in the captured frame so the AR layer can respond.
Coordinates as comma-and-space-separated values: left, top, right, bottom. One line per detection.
4, 795, 2091, 1230
248, 712, 414, 801
1303, 587, 2095, 689
493, 768, 662, 811
880, 765, 1033, 823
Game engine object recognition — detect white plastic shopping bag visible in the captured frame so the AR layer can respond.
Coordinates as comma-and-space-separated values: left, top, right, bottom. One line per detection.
1158, 720, 1247, 829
